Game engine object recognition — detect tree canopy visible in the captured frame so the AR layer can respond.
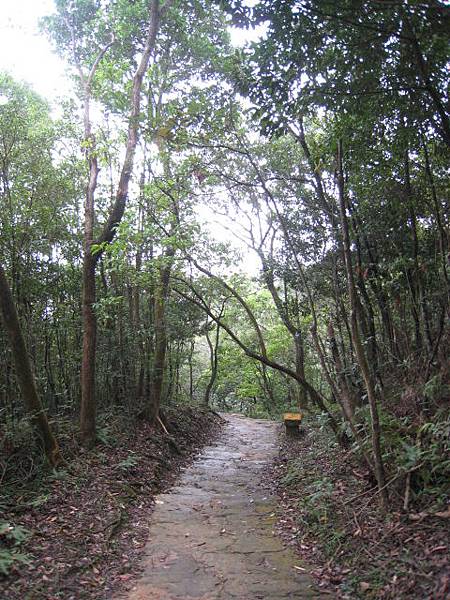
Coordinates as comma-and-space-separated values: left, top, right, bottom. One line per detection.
0, 0, 448, 515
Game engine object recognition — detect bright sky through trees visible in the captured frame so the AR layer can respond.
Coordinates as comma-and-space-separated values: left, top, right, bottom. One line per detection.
0, 0, 261, 105
0, 0, 263, 273
0, 0, 70, 103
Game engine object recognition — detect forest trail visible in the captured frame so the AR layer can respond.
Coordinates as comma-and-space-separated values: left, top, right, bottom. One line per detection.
120, 414, 324, 600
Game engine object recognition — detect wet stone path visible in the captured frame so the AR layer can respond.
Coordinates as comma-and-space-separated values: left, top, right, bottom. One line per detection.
123, 414, 324, 600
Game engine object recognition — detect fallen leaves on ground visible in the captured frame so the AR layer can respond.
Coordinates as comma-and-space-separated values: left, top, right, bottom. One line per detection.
265, 421, 449, 599
0, 406, 223, 600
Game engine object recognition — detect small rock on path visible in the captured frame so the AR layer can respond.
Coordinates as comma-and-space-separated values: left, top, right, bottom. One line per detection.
120, 414, 326, 599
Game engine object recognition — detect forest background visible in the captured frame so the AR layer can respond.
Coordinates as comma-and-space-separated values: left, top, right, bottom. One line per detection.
0, 0, 449, 580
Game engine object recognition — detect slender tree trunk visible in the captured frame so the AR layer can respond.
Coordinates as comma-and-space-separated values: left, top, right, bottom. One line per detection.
260, 363, 277, 408
328, 322, 359, 418
175, 343, 181, 400
164, 344, 175, 405
204, 319, 221, 407
43, 325, 56, 410
352, 211, 398, 360
148, 283, 167, 421
404, 147, 424, 354
421, 135, 450, 305
311, 324, 371, 460
0, 262, 62, 466
259, 251, 309, 409
134, 197, 145, 399
348, 207, 380, 381
337, 140, 388, 510
79, 0, 165, 444
56, 325, 71, 406
188, 340, 195, 402
147, 255, 173, 422
80, 152, 98, 444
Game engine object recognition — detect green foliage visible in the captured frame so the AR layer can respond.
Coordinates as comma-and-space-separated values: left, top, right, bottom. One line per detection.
117, 452, 140, 471
0, 522, 32, 575
47, 469, 70, 482
350, 406, 450, 506
0, 549, 32, 576
230, 0, 450, 144
299, 477, 334, 525
96, 423, 117, 447
423, 374, 449, 405
27, 494, 50, 509
0, 522, 29, 545
280, 454, 335, 526
414, 415, 450, 502
280, 460, 303, 486
1, 0, 449, 533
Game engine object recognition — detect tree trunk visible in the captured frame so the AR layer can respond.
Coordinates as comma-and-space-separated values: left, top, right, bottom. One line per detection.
80, 142, 98, 445
259, 251, 309, 409
78, 0, 165, 445
404, 146, 424, 354
188, 340, 195, 402
134, 197, 145, 399
204, 319, 221, 407
0, 262, 62, 466
311, 323, 371, 460
337, 140, 388, 510
421, 135, 450, 305
147, 255, 173, 422
328, 322, 359, 418
293, 331, 307, 410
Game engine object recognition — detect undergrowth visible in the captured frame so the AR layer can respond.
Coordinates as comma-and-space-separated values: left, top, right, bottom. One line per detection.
0, 404, 223, 599
272, 412, 449, 598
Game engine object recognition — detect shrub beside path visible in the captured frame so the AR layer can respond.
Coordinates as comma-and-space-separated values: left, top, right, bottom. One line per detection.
120, 414, 324, 600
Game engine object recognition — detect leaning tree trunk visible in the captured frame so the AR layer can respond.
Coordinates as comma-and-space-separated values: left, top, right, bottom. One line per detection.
175, 282, 343, 441
0, 262, 62, 466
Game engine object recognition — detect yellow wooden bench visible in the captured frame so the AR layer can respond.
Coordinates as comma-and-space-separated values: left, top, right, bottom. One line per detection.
283, 412, 302, 437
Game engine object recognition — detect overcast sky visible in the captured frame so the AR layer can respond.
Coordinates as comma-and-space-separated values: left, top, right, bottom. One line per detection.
0, 0, 71, 103
0, 0, 260, 105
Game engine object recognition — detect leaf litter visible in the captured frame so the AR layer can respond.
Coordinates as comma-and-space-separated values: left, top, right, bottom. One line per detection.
0, 406, 223, 599
264, 419, 449, 599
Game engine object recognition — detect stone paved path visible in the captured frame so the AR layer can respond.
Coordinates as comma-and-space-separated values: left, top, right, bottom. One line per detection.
122, 414, 325, 599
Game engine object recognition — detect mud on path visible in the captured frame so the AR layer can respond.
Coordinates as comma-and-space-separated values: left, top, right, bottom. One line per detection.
121, 414, 324, 600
